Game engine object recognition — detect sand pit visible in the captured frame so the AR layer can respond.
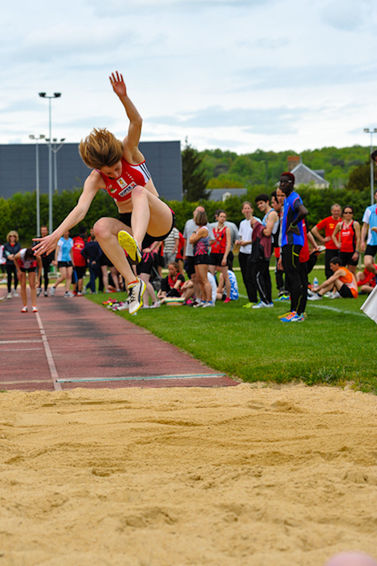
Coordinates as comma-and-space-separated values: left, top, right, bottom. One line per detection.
1, 383, 377, 565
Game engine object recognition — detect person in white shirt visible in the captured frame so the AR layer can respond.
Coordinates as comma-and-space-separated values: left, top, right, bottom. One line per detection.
235, 201, 257, 307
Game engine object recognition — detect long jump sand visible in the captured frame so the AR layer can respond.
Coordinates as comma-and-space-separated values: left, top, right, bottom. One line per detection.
1, 383, 377, 565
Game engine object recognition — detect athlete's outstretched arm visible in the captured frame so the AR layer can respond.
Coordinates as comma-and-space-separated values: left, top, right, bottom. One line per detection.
33, 180, 99, 256
109, 71, 142, 151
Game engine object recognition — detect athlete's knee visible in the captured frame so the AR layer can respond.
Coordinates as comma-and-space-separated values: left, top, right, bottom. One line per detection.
364, 256, 374, 270
131, 185, 146, 200
93, 218, 113, 240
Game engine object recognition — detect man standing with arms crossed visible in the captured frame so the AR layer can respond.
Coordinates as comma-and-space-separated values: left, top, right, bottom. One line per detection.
279, 172, 308, 322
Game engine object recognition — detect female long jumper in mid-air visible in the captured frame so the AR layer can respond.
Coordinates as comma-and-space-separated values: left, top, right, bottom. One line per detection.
33, 71, 175, 314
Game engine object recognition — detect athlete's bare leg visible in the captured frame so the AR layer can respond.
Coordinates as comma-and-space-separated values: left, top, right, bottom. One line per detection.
93, 217, 138, 286
139, 272, 157, 305
130, 187, 172, 249
364, 254, 377, 275
19, 272, 27, 307
28, 271, 37, 306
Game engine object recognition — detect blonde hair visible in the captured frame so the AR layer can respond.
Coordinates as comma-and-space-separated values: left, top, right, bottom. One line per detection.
79, 128, 123, 169
6, 230, 19, 243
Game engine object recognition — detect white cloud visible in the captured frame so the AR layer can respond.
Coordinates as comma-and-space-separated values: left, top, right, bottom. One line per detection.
1, 0, 377, 153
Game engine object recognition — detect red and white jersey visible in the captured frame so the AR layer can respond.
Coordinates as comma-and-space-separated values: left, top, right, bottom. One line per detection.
98, 157, 151, 203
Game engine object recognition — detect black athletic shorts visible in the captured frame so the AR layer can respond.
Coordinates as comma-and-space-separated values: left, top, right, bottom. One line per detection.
118, 210, 175, 248
209, 252, 225, 267
338, 284, 353, 298
340, 251, 358, 266
184, 256, 196, 279
74, 266, 87, 279
58, 261, 72, 268
136, 253, 154, 275
365, 244, 377, 258
20, 267, 36, 273
194, 254, 209, 265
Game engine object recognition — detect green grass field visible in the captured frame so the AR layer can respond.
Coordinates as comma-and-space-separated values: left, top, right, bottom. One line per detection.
88, 268, 377, 394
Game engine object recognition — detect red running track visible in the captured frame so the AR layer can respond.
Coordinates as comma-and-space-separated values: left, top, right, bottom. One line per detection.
0, 293, 238, 391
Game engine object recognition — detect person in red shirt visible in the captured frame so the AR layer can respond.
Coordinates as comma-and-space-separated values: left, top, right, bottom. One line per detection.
175, 231, 186, 277
72, 229, 87, 295
33, 71, 174, 316
311, 203, 342, 278
331, 205, 360, 274
357, 264, 377, 294
209, 210, 231, 302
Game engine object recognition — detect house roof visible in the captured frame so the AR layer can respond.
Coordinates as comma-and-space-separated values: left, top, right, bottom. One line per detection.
291, 163, 330, 187
208, 188, 248, 201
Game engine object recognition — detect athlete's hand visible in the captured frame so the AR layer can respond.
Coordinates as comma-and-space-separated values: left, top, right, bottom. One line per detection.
109, 71, 127, 98
288, 224, 300, 235
33, 234, 59, 257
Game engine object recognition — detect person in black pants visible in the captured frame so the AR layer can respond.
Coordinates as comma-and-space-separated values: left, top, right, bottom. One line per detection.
3, 231, 21, 299
235, 201, 257, 307
279, 172, 308, 322
38, 226, 55, 297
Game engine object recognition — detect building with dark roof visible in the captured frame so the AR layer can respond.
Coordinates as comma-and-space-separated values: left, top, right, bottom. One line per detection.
0, 141, 183, 200
209, 187, 248, 201
290, 162, 330, 188
287, 155, 330, 189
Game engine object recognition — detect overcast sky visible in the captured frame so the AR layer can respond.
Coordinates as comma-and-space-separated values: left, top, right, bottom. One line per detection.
1, 0, 377, 154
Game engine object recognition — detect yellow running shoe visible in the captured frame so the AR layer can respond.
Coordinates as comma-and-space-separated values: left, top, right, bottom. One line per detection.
118, 230, 142, 263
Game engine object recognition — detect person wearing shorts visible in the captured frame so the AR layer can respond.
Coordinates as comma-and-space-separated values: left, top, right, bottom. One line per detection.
189, 209, 213, 307
136, 246, 160, 308
308, 257, 358, 300
13, 248, 42, 312
311, 203, 342, 279
209, 210, 231, 303
50, 231, 74, 297
38, 226, 55, 297
33, 71, 174, 315
331, 206, 360, 274
361, 187, 377, 279
72, 230, 87, 295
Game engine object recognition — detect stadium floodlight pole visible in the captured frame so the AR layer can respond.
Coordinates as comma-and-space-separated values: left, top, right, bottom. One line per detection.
47, 137, 66, 192
363, 127, 377, 205
29, 134, 45, 236
38, 91, 62, 233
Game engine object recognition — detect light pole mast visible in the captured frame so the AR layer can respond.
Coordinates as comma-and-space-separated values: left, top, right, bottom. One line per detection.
38, 92, 61, 232
47, 138, 66, 192
29, 134, 45, 236
363, 127, 377, 205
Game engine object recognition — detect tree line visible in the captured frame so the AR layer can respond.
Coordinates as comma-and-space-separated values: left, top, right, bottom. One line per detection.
0, 185, 372, 246
0, 141, 373, 244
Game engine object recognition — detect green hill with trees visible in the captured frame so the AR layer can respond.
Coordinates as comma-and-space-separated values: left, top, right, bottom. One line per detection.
199, 144, 371, 191
0, 143, 374, 243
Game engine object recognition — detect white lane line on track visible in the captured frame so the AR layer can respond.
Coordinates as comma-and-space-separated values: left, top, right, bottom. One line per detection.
0, 339, 42, 344
57, 373, 226, 383
35, 312, 62, 391
240, 293, 366, 318
307, 303, 365, 317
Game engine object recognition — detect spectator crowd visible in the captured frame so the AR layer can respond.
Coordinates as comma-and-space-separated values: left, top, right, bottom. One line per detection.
1, 164, 377, 319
